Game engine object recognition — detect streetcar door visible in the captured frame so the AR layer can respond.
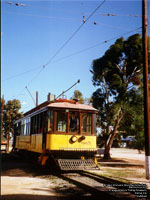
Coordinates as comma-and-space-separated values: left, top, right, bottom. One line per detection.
42, 130, 47, 149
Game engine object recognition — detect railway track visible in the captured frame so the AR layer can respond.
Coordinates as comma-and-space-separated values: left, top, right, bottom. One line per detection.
2, 153, 149, 199
54, 170, 146, 200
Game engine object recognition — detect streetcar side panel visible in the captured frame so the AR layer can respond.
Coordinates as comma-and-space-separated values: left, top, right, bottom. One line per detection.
16, 134, 42, 153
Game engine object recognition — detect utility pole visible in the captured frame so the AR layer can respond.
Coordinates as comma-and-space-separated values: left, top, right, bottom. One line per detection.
142, 0, 150, 180
1, 95, 4, 143
7, 111, 11, 153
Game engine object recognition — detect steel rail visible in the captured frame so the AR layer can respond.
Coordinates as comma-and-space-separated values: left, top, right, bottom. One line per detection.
57, 172, 136, 199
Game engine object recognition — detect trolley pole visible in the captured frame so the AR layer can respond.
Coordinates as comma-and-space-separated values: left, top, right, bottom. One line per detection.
142, 0, 150, 180
36, 91, 38, 107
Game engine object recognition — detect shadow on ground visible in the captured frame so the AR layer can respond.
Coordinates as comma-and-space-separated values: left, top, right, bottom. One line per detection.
1, 153, 149, 200
1, 194, 109, 200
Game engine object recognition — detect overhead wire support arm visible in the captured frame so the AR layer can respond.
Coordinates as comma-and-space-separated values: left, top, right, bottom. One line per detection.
56, 79, 80, 99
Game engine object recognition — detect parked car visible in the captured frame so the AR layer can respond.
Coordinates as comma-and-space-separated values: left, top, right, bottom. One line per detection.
120, 136, 136, 148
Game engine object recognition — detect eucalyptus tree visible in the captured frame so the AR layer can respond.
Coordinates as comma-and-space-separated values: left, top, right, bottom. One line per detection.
71, 90, 84, 104
3, 99, 22, 138
91, 34, 148, 158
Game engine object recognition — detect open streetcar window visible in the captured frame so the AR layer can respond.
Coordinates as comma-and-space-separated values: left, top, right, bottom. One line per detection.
69, 111, 79, 133
47, 110, 54, 132
26, 118, 31, 135
21, 120, 25, 135
82, 114, 92, 134
20, 117, 31, 135
56, 111, 67, 132
15, 121, 21, 136
30, 110, 54, 134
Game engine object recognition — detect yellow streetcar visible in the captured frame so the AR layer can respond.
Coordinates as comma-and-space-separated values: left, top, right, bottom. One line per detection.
13, 95, 98, 170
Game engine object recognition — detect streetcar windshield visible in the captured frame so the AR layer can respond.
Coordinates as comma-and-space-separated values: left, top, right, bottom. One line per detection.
82, 113, 92, 134
69, 111, 79, 132
56, 111, 67, 132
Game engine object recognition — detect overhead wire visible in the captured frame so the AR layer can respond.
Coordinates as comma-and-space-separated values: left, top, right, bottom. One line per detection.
4, 0, 143, 101
43, 0, 106, 67
3, 10, 142, 22
3, 27, 142, 82
99, 13, 142, 17
91, 21, 132, 31
52, 27, 142, 64
2, 66, 41, 82
8, 0, 106, 100
3, 10, 141, 29
3, 10, 77, 21
6, 2, 142, 18
23, 0, 106, 87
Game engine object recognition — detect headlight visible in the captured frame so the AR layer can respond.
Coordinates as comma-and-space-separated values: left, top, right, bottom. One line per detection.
71, 136, 77, 143
80, 136, 85, 140
78, 136, 86, 142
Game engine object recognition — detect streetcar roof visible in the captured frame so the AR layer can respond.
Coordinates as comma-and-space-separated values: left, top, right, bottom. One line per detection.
17, 99, 98, 121
47, 101, 97, 111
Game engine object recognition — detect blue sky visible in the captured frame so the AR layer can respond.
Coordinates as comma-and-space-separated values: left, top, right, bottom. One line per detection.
1, 0, 150, 113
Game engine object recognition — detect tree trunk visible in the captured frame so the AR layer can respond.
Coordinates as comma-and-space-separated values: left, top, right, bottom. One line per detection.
104, 108, 123, 159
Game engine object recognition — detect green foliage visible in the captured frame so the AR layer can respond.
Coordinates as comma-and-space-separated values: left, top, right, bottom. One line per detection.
119, 88, 144, 150
97, 133, 108, 148
71, 90, 84, 104
135, 131, 145, 151
3, 99, 22, 138
91, 34, 147, 152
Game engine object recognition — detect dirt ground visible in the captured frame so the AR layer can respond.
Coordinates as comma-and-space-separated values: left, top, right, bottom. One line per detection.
110, 148, 145, 165
1, 153, 74, 200
1, 148, 150, 200
100, 148, 150, 188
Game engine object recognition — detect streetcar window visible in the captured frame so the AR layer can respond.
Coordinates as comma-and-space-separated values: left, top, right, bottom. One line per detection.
18, 122, 21, 135
94, 114, 97, 134
82, 114, 92, 134
26, 119, 28, 135
34, 116, 37, 133
24, 119, 27, 135
22, 117, 31, 135
56, 111, 67, 132
69, 112, 79, 132
47, 110, 53, 132
27, 118, 31, 135
15, 122, 21, 135
39, 112, 46, 133
21, 120, 24, 135
43, 111, 48, 133
31, 116, 34, 134
39, 112, 44, 133
31, 115, 37, 134
38, 111, 47, 133
30, 111, 49, 134
37, 114, 40, 133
